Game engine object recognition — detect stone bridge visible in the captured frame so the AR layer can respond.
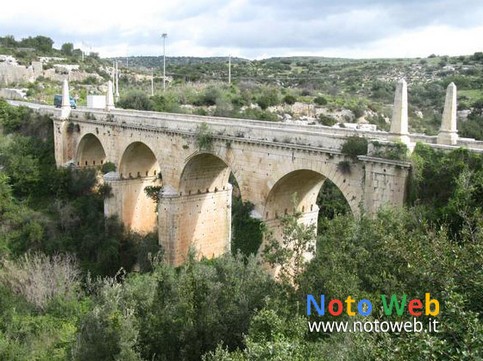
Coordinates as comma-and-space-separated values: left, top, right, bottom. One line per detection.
42, 79, 482, 265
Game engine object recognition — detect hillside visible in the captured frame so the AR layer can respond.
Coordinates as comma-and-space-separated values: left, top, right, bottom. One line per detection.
112, 53, 483, 138
1, 35, 483, 139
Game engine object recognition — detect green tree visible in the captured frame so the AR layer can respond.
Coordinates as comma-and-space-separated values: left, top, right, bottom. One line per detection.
262, 210, 316, 285
231, 199, 263, 257
117, 92, 153, 111
313, 96, 328, 106
73, 277, 142, 361
257, 87, 280, 110
195, 122, 214, 150
19, 35, 54, 53
283, 94, 297, 105
61, 42, 74, 56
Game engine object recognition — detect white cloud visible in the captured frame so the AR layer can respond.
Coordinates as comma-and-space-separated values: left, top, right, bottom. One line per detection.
1, 0, 482, 58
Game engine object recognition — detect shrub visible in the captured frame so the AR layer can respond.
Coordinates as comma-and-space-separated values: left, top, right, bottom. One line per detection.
341, 136, 368, 159
195, 122, 214, 150
101, 161, 116, 174
117, 92, 153, 111
318, 114, 337, 126
256, 87, 280, 110
0, 253, 80, 310
337, 160, 351, 174
144, 185, 163, 204
283, 94, 297, 105
313, 96, 328, 106
369, 141, 409, 160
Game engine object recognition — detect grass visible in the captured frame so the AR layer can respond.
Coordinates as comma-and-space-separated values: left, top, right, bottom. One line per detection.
458, 89, 483, 103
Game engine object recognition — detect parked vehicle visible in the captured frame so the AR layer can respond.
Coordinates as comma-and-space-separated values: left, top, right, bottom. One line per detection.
54, 94, 77, 108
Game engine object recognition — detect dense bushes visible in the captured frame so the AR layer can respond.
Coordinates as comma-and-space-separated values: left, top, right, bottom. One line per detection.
341, 136, 368, 159
0, 101, 159, 275
73, 254, 277, 361
117, 91, 154, 111
459, 98, 483, 140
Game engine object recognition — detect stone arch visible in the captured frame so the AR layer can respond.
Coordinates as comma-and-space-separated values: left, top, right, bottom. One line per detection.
75, 133, 106, 167
118, 142, 161, 233
265, 170, 328, 221
262, 169, 353, 274
179, 152, 233, 195
265, 167, 357, 221
119, 141, 160, 179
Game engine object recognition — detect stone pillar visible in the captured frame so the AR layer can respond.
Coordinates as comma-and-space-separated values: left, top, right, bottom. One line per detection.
360, 157, 411, 215
106, 80, 115, 111
104, 174, 159, 233
52, 118, 69, 167
60, 79, 71, 119
158, 185, 232, 266
437, 82, 458, 145
389, 78, 410, 145
103, 172, 123, 219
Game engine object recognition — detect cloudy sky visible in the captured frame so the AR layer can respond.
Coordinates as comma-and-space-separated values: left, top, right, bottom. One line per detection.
1, 0, 482, 59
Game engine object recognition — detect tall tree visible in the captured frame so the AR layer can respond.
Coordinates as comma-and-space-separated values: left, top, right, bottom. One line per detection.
61, 42, 74, 56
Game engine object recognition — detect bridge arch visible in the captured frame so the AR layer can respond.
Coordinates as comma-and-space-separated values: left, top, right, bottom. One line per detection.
179, 152, 233, 195
75, 133, 106, 167
261, 168, 354, 274
118, 142, 161, 233
265, 170, 328, 220
265, 167, 357, 221
119, 141, 160, 179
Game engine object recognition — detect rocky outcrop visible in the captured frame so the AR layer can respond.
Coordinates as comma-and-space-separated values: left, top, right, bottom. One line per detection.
0, 55, 101, 85
0, 62, 35, 85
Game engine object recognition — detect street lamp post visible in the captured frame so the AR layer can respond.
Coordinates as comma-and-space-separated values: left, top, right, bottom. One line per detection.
162, 33, 167, 92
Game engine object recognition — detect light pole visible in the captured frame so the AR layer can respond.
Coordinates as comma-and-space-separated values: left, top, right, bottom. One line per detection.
162, 33, 167, 92
151, 68, 154, 96
115, 60, 120, 101
228, 54, 231, 84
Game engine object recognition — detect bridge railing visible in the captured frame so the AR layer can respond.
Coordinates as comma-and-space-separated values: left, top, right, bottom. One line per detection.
67, 107, 392, 151
34, 103, 483, 153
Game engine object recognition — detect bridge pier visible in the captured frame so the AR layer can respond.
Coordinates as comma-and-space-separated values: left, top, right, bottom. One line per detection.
104, 173, 159, 234
158, 184, 232, 266
262, 208, 318, 276
359, 157, 411, 215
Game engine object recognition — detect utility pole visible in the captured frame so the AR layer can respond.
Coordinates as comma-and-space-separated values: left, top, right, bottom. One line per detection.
162, 33, 167, 92
151, 69, 154, 96
115, 60, 120, 101
228, 54, 232, 84
126, 46, 129, 67
112, 60, 116, 95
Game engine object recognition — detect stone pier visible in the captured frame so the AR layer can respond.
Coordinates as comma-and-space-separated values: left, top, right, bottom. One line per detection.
158, 185, 232, 266
104, 173, 160, 234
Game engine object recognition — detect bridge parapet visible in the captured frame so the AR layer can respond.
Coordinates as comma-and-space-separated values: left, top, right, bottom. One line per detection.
66, 107, 389, 152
